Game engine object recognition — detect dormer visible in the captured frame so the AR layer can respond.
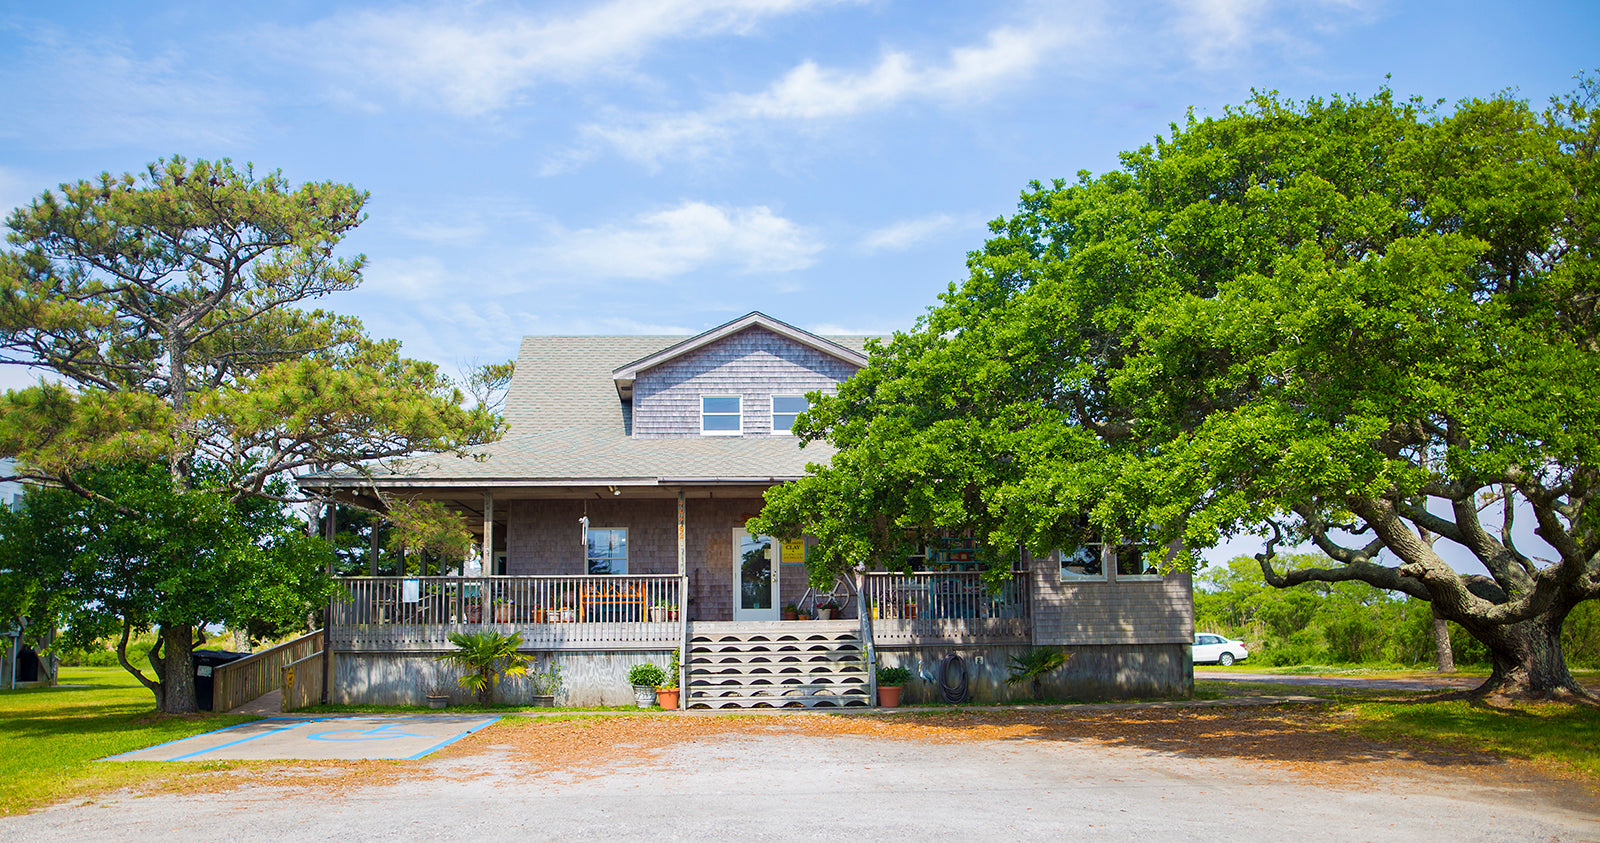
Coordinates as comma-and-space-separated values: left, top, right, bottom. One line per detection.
613, 312, 869, 439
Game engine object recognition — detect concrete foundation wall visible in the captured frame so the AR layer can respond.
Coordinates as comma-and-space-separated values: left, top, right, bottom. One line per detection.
877, 642, 1192, 703
332, 649, 675, 707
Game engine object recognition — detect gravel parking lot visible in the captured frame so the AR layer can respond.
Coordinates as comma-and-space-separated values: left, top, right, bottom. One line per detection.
7, 708, 1596, 841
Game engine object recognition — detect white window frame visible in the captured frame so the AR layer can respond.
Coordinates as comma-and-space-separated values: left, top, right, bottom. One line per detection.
701, 395, 743, 436
1057, 545, 1108, 582
1112, 544, 1165, 582
770, 394, 808, 435
585, 527, 629, 575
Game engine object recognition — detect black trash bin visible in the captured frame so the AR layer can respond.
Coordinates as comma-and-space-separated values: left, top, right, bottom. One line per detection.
192, 650, 249, 711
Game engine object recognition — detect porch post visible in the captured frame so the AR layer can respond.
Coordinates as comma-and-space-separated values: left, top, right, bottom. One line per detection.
677, 489, 688, 699
482, 491, 495, 574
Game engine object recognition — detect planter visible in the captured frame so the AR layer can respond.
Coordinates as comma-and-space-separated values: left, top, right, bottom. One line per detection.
494, 603, 512, 623
649, 605, 667, 623
797, 612, 812, 621
782, 608, 798, 621
559, 607, 576, 623
530, 607, 547, 623
425, 694, 449, 710
529, 694, 555, 708
877, 686, 903, 708
816, 608, 835, 620
633, 684, 656, 709
655, 687, 680, 710
465, 606, 483, 624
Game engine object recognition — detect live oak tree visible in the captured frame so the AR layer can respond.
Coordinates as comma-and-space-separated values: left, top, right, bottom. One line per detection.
0, 463, 335, 712
753, 80, 1600, 702
0, 157, 503, 712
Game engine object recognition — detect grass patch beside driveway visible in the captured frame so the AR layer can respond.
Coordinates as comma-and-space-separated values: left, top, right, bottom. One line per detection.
0, 667, 258, 816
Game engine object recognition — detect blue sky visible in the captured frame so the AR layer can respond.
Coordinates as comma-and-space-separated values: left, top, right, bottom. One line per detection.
1, 0, 1596, 566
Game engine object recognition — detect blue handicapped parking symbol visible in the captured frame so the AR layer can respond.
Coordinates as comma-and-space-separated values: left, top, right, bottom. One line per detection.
306, 724, 432, 742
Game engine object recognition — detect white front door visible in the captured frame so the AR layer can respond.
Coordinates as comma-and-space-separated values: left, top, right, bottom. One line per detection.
732, 528, 780, 621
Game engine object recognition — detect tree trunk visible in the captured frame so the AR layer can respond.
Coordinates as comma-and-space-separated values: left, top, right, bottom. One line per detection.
1468, 608, 1590, 702
1432, 607, 1455, 673
157, 625, 198, 714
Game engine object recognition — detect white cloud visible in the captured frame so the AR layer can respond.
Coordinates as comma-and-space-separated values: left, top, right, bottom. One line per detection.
540, 201, 822, 279
0, 29, 259, 149
859, 213, 962, 253
275, 0, 857, 117
1167, 0, 1378, 68
580, 19, 1089, 166
361, 255, 458, 301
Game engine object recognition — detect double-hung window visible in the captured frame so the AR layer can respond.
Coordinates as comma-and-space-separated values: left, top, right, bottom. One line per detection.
1058, 544, 1107, 581
771, 394, 808, 434
586, 528, 628, 575
702, 396, 742, 436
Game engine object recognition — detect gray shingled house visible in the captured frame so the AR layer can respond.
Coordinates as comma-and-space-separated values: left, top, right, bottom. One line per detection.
305, 312, 1193, 708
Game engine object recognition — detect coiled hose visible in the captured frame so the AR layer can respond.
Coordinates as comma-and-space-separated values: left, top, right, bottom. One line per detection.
938, 652, 969, 704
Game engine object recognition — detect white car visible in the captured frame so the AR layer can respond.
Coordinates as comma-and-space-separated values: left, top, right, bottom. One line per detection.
1193, 633, 1249, 666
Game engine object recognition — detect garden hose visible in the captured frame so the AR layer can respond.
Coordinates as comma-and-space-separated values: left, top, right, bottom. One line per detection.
938, 652, 969, 704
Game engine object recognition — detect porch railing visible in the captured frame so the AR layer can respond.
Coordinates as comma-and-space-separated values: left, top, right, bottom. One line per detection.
864, 571, 1030, 645
329, 575, 682, 652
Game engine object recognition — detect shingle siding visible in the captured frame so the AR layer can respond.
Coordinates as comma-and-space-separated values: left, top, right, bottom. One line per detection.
632, 326, 859, 438
1026, 552, 1195, 646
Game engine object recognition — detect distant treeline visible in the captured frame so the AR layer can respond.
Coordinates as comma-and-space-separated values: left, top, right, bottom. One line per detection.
1197, 555, 1600, 669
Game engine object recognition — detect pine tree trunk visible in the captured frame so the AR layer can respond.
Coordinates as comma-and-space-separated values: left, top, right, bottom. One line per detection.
158, 625, 198, 714
1470, 607, 1589, 701
1432, 608, 1455, 673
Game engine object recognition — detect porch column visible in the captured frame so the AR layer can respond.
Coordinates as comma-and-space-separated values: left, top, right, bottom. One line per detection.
676, 489, 686, 577
482, 491, 495, 574
677, 488, 688, 696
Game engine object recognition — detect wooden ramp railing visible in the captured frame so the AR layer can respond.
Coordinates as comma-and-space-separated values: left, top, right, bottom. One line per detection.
211, 630, 324, 713
281, 651, 324, 712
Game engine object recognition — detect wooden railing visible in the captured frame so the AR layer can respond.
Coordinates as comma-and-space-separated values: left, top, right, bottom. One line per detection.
211, 629, 323, 713
281, 651, 323, 712
864, 572, 1030, 645
328, 575, 683, 652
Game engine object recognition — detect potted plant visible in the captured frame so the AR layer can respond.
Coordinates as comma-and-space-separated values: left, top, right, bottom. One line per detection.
529, 662, 562, 707
628, 662, 667, 708
434, 630, 532, 706
815, 599, 841, 621
876, 665, 911, 708
424, 678, 452, 710
797, 609, 812, 621
649, 601, 668, 623
494, 598, 513, 623
656, 649, 681, 710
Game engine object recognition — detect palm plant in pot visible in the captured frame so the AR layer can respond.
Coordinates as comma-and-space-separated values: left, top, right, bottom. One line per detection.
628, 662, 667, 708
876, 665, 911, 708
435, 630, 532, 707
423, 678, 452, 709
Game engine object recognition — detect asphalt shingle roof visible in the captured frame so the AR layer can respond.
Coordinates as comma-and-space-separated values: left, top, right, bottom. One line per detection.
327, 331, 872, 488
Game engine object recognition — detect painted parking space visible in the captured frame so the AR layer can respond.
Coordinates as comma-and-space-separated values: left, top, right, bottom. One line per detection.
106, 715, 500, 762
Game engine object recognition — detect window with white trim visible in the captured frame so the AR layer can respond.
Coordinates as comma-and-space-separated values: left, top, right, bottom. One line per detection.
1113, 545, 1164, 580
586, 528, 628, 575
771, 394, 808, 434
1057, 544, 1107, 581
701, 395, 742, 436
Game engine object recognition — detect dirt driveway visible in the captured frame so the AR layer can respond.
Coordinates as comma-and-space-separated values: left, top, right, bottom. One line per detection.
6, 707, 1596, 841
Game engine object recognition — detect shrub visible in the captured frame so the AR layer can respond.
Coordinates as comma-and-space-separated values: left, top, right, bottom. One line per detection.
628, 663, 666, 687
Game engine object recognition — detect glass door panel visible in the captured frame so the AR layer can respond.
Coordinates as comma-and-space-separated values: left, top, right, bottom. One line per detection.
733, 528, 780, 621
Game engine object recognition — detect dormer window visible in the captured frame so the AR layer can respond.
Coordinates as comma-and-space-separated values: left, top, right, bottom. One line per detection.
771, 395, 808, 434
702, 395, 742, 436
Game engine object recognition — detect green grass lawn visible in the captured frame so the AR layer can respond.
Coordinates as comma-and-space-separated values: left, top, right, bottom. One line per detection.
0, 666, 258, 816
1196, 678, 1600, 781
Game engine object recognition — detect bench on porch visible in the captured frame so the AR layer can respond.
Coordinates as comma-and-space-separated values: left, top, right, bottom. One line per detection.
578, 580, 649, 622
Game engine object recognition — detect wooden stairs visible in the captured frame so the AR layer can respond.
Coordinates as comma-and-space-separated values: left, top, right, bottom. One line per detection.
685, 621, 871, 709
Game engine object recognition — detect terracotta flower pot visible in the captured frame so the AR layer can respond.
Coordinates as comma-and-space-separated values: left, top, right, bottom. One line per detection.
877, 686, 903, 708
656, 687, 680, 709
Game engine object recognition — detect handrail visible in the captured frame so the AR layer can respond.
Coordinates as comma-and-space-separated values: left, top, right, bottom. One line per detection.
864, 571, 1030, 644
211, 629, 324, 713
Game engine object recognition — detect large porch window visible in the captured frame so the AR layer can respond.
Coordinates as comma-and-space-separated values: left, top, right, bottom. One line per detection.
586, 527, 628, 574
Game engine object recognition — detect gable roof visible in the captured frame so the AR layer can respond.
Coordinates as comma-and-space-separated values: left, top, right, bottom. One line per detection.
305, 317, 875, 491
610, 312, 869, 400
